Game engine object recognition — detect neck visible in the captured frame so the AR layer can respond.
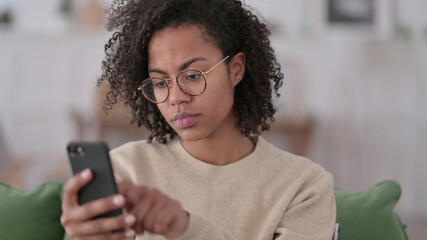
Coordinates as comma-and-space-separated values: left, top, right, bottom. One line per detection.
180, 125, 255, 166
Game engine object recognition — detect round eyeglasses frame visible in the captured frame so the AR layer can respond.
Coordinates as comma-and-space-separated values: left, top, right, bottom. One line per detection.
138, 55, 229, 104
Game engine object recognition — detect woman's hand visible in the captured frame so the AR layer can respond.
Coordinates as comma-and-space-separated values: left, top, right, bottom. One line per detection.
61, 169, 136, 239
118, 181, 190, 239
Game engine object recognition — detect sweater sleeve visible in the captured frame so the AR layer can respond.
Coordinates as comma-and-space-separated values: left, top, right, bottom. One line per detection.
175, 174, 335, 240
274, 173, 336, 240
174, 212, 238, 240
110, 148, 135, 184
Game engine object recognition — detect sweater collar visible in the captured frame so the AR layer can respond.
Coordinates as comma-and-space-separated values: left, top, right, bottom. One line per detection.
166, 136, 270, 179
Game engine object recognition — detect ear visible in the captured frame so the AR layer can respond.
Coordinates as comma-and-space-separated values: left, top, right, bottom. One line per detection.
229, 52, 246, 87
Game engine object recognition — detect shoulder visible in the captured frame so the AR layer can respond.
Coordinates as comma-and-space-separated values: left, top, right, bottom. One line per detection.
258, 136, 333, 188
260, 137, 330, 176
109, 138, 175, 182
110, 139, 168, 160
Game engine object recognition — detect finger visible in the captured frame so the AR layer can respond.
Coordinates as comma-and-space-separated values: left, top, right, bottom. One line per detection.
132, 188, 159, 233
153, 200, 177, 234
117, 181, 134, 194
62, 169, 93, 209
67, 228, 136, 240
65, 214, 136, 237
117, 182, 142, 212
62, 194, 126, 224
118, 182, 149, 204
144, 191, 170, 231
158, 202, 189, 239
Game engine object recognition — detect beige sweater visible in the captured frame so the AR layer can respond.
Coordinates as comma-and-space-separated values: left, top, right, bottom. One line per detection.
110, 136, 336, 240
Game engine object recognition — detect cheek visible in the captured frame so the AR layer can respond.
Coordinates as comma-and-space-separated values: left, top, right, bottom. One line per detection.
206, 84, 235, 115
156, 105, 169, 121
218, 95, 231, 111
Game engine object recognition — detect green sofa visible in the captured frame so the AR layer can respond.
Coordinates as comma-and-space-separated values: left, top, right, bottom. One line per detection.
0, 180, 408, 240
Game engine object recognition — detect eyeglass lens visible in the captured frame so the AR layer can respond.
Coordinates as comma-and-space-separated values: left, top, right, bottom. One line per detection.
141, 70, 206, 103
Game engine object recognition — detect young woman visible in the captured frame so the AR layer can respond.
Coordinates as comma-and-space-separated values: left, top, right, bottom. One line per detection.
61, 0, 336, 239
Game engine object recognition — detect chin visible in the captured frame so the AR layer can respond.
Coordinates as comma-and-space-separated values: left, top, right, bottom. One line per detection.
175, 128, 211, 142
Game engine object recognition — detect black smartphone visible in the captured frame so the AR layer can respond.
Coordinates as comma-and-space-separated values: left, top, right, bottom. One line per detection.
67, 141, 123, 219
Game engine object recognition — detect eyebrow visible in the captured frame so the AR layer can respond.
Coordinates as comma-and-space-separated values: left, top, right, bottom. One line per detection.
148, 57, 208, 75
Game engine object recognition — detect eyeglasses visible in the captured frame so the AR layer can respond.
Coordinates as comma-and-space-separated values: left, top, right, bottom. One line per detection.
138, 56, 229, 104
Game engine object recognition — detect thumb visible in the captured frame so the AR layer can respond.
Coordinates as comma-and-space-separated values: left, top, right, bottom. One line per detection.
117, 181, 136, 211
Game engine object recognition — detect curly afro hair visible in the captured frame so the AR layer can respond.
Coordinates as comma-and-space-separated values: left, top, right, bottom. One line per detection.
99, 0, 284, 144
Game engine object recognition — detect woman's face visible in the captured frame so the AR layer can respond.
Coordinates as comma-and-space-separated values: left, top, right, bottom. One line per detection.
147, 24, 244, 142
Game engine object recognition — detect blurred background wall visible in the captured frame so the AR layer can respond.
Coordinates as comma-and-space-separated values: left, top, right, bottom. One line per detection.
0, 0, 426, 238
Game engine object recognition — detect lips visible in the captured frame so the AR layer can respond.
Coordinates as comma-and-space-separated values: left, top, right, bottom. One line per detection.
172, 112, 199, 129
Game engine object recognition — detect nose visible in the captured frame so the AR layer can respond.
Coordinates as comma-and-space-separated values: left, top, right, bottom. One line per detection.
168, 78, 191, 105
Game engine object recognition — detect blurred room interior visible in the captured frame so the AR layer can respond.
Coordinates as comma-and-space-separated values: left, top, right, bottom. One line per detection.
0, 0, 426, 238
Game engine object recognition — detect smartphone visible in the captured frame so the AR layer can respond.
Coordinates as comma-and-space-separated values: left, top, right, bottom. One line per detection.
67, 141, 123, 219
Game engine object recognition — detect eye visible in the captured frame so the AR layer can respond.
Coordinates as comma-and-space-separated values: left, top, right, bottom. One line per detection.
185, 73, 202, 81
153, 80, 168, 88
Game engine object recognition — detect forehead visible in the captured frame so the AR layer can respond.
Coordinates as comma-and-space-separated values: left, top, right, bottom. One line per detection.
147, 24, 221, 67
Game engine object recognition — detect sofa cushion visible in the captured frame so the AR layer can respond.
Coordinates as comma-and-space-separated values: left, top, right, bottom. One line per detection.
0, 181, 65, 240
334, 180, 408, 240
